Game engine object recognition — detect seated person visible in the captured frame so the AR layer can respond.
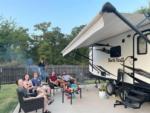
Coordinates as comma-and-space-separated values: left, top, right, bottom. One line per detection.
70, 79, 78, 90
32, 72, 42, 86
65, 79, 78, 92
65, 79, 80, 99
62, 72, 73, 82
22, 74, 34, 94
62, 72, 78, 89
16, 79, 51, 113
31, 72, 51, 95
49, 71, 64, 88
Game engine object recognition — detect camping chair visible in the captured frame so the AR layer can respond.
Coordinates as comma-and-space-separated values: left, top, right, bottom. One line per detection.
48, 80, 60, 96
17, 89, 44, 113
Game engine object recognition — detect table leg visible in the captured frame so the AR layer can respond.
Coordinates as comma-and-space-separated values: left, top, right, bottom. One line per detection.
62, 89, 64, 103
70, 93, 72, 105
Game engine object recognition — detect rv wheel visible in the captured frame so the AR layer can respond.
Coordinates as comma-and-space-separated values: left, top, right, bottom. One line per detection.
118, 88, 128, 101
106, 82, 115, 96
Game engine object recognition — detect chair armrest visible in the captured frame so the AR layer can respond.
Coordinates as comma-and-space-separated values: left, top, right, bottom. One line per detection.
27, 92, 36, 97
24, 97, 44, 103
42, 83, 48, 85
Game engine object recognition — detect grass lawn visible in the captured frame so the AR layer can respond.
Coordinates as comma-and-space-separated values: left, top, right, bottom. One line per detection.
0, 84, 18, 113
84, 79, 95, 84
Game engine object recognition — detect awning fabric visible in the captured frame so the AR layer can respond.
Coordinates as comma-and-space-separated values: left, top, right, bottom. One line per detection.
62, 12, 148, 56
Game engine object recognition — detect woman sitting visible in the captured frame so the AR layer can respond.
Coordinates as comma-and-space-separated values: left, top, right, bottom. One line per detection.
23, 73, 35, 94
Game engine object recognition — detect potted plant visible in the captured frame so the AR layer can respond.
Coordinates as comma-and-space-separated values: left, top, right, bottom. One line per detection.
98, 83, 108, 99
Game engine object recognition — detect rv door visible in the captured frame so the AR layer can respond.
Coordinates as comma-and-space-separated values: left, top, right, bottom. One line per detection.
134, 29, 150, 84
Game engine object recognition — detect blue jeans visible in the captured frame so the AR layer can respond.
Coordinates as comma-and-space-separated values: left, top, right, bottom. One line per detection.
39, 67, 48, 81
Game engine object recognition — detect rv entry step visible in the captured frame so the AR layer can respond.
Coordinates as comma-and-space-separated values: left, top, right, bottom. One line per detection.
114, 100, 141, 109
126, 95, 144, 102
130, 89, 148, 96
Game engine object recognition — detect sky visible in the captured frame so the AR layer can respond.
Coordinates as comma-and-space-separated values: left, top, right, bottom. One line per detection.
0, 0, 149, 34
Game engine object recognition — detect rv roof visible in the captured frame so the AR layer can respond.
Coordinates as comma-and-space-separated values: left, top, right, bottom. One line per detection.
62, 13, 148, 56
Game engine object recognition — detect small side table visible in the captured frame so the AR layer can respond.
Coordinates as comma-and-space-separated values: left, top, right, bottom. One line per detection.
62, 88, 82, 105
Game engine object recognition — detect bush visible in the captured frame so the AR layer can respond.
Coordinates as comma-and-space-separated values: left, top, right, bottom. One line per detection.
99, 83, 106, 92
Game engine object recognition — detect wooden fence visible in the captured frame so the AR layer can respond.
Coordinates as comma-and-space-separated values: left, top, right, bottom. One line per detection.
0, 65, 91, 84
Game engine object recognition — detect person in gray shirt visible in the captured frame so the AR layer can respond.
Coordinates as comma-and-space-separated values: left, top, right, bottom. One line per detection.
16, 79, 51, 113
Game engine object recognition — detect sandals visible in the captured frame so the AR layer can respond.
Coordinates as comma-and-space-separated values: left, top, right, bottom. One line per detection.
44, 110, 51, 113
48, 98, 54, 105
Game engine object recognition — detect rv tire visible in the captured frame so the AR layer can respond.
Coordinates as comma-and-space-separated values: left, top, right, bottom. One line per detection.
106, 82, 115, 96
118, 87, 129, 101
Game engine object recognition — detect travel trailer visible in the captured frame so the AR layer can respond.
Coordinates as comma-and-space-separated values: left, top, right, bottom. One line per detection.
62, 2, 150, 109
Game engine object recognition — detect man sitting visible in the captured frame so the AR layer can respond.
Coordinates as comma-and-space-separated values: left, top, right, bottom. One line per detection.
61, 72, 79, 91
62, 72, 78, 88
62, 72, 73, 82
49, 71, 64, 88
16, 79, 51, 113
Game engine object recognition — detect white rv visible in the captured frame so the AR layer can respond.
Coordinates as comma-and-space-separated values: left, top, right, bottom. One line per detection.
62, 2, 150, 108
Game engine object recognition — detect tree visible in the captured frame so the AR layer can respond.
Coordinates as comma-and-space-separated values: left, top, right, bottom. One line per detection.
0, 18, 30, 64
136, 2, 150, 13
31, 22, 66, 64
30, 21, 88, 65
37, 41, 52, 62
69, 25, 85, 40
34, 22, 51, 35
136, 7, 150, 14
63, 25, 88, 65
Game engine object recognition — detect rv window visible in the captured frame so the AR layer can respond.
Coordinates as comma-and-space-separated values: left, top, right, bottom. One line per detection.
137, 36, 147, 55
110, 46, 121, 57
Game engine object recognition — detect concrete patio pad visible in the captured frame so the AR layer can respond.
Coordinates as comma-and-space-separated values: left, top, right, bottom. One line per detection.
13, 85, 150, 113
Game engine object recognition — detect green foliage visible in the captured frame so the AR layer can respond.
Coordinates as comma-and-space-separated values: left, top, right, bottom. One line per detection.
99, 83, 106, 91
136, 2, 150, 14
136, 7, 150, 14
34, 22, 51, 35
30, 22, 88, 65
0, 18, 30, 64
0, 18, 88, 65
69, 25, 86, 40
62, 25, 88, 65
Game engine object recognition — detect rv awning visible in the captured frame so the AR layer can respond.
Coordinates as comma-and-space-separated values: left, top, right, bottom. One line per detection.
62, 13, 147, 56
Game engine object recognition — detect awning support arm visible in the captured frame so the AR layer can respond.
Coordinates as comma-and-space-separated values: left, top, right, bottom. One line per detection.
102, 2, 150, 44
92, 43, 112, 47
75, 50, 92, 61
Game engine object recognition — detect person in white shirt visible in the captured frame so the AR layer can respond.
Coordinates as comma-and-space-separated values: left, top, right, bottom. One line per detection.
62, 72, 72, 82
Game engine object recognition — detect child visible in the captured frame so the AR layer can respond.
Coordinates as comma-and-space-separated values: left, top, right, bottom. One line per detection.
65, 79, 78, 99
